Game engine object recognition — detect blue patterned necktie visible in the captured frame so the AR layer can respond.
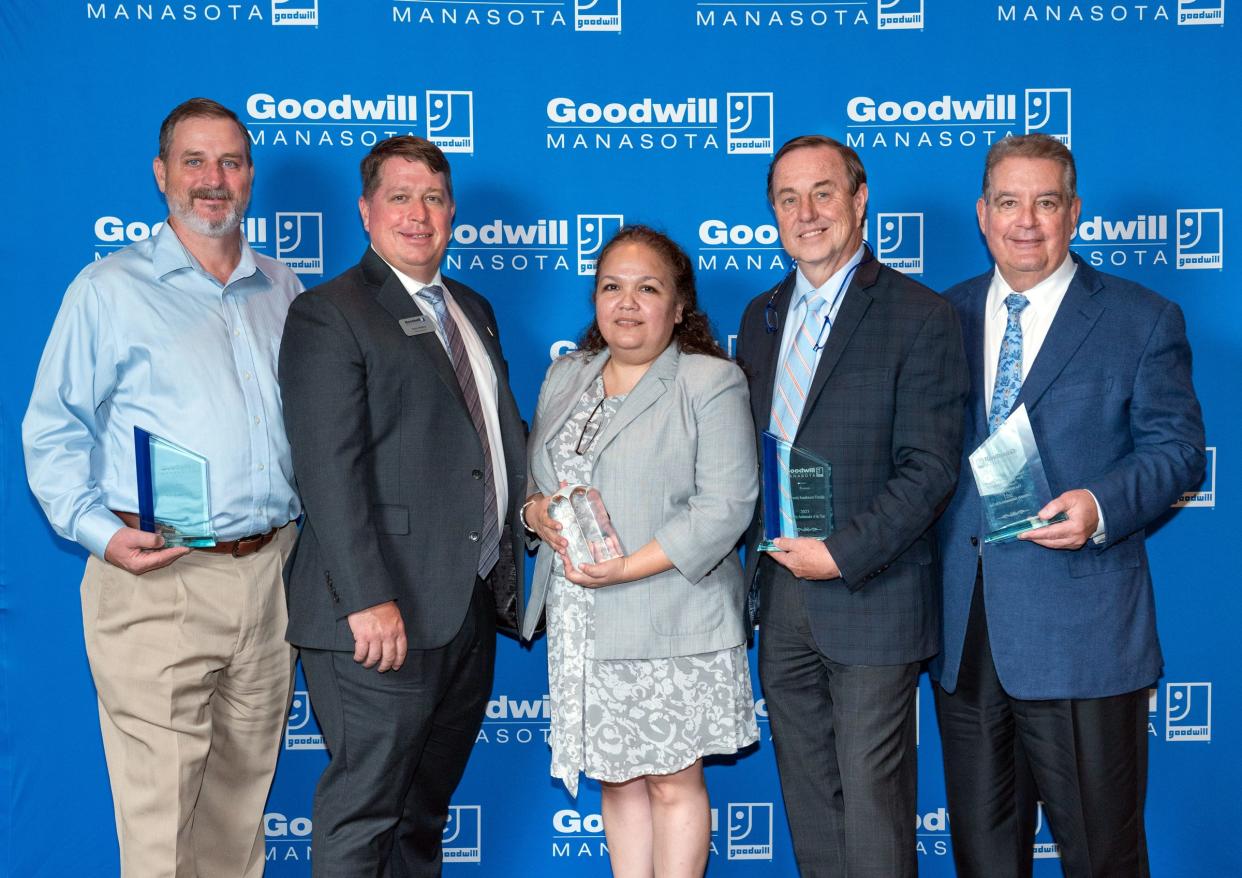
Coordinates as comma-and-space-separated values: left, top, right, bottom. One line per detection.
769, 291, 825, 534
988, 292, 1030, 434
417, 284, 500, 577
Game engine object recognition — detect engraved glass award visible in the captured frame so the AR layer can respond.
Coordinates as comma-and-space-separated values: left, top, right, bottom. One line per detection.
968, 405, 1067, 544
760, 430, 833, 552
134, 427, 217, 547
548, 484, 624, 568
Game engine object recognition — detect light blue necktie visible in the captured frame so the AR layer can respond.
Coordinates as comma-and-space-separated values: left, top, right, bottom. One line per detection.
769, 292, 825, 535
416, 284, 500, 578
988, 293, 1030, 434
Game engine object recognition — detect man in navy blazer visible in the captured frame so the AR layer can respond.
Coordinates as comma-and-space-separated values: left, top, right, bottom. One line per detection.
737, 135, 968, 878
935, 134, 1205, 878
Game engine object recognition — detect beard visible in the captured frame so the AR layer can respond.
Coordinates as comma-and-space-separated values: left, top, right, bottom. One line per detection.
167, 187, 247, 238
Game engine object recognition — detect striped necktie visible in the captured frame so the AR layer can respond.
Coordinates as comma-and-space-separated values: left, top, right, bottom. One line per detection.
768, 292, 825, 536
417, 284, 500, 577
988, 292, 1030, 434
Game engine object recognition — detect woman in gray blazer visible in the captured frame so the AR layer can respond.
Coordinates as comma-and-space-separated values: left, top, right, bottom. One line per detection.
521, 226, 759, 877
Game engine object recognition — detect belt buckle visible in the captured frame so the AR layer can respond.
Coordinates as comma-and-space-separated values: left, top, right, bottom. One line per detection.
231, 532, 264, 558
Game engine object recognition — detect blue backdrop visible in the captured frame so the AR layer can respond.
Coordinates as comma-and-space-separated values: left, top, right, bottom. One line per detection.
1, 2, 1236, 875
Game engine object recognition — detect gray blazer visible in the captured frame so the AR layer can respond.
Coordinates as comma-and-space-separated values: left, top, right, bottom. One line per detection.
521, 344, 758, 659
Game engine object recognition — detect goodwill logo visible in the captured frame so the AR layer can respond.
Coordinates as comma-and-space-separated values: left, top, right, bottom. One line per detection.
390, 0, 621, 29
727, 803, 774, 860
244, 91, 474, 152
442, 805, 481, 862
1176, 208, 1223, 269
264, 812, 312, 864
844, 87, 1070, 150
576, 0, 622, 30
693, 0, 924, 29
696, 219, 789, 274
92, 214, 323, 273
1033, 802, 1061, 859
545, 92, 774, 154
285, 689, 326, 749
272, 0, 317, 25
1175, 446, 1216, 507
84, 0, 315, 24
1166, 682, 1212, 741
875, 212, 924, 274
475, 693, 552, 745
996, 0, 1223, 25
444, 213, 623, 276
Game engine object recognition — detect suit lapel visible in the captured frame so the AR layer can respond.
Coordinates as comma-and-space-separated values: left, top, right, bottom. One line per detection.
798, 256, 877, 430
1015, 261, 1104, 415
960, 275, 990, 449
366, 251, 468, 411
540, 351, 609, 462
751, 274, 796, 425
590, 343, 678, 460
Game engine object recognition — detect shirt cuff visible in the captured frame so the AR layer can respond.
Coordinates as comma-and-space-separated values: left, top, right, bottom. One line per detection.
76, 507, 126, 560
1087, 490, 1107, 545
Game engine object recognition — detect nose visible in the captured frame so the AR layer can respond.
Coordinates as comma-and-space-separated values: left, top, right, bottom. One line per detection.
797, 195, 816, 223
200, 161, 223, 187
408, 199, 429, 223
1015, 200, 1037, 227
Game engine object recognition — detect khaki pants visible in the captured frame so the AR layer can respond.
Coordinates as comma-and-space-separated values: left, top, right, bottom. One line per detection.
81, 525, 297, 878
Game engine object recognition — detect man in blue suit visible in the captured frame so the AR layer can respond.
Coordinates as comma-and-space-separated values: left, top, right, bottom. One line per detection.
935, 134, 1205, 878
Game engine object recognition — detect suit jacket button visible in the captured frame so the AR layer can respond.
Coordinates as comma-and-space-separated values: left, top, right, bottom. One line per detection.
472, 469, 483, 480
469, 531, 480, 542
970, 536, 979, 547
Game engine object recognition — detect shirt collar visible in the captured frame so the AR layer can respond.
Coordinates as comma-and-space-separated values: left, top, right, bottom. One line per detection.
152, 220, 262, 286
793, 243, 866, 310
370, 245, 445, 298
987, 252, 1077, 320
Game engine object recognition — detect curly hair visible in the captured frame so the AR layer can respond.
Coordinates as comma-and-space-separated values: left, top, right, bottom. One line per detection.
577, 225, 726, 360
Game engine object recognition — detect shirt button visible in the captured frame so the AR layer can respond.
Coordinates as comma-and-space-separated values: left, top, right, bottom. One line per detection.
234, 329, 241, 337
472, 469, 482, 480
243, 371, 252, 381
970, 536, 979, 546
254, 416, 261, 425
258, 463, 266, 471
468, 531, 480, 542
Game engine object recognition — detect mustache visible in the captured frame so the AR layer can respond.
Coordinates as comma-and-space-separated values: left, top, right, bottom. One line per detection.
190, 187, 232, 201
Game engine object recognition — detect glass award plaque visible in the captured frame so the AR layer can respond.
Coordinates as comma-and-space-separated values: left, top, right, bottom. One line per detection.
968, 405, 1068, 544
134, 427, 217, 548
760, 430, 833, 552
547, 484, 624, 568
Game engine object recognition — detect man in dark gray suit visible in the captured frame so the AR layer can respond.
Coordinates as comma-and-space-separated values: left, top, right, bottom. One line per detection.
279, 136, 527, 876
736, 135, 968, 877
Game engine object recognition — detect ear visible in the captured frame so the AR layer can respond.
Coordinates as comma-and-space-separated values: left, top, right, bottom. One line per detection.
976, 196, 987, 234
153, 156, 167, 194
1068, 195, 1082, 229
853, 181, 869, 218
674, 304, 685, 324
358, 195, 370, 234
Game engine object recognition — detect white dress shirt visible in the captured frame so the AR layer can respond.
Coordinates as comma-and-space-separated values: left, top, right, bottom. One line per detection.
375, 250, 509, 532
982, 254, 1105, 540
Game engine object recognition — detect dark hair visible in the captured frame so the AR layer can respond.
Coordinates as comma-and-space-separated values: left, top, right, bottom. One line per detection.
767, 134, 867, 215
158, 97, 252, 165
578, 225, 727, 360
981, 134, 1077, 199
360, 136, 454, 200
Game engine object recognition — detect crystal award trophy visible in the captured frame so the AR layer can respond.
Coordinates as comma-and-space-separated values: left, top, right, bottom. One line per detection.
547, 484, 624, 568
760, 430, 833, 552
134, 427, 217, 547
968, 405, 1068, 544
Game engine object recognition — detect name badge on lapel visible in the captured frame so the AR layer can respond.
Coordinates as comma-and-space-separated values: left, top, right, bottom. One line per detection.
399, 315, 436, 337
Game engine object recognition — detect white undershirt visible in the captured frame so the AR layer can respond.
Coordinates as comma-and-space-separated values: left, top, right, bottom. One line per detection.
376, 250, 509, 532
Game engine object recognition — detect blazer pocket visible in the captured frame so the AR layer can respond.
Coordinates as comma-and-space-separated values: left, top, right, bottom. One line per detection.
371, 504, 410, 535
1042, 377, 1115, 405
1067, 536, 1143, 579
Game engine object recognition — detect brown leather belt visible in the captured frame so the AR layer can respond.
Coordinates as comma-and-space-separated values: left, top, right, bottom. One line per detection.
112, 511, 283, 558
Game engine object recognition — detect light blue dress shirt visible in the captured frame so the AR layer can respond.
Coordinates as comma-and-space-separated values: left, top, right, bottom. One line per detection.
23, 222, 303, 558
769, 245, 865, 435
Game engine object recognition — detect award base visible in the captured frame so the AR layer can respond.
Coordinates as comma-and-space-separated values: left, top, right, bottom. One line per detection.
984, 511, 1068, 544
156, 523, 217, 549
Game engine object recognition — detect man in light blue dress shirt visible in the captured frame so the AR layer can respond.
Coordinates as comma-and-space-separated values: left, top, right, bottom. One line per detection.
22, 98, 304, 878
